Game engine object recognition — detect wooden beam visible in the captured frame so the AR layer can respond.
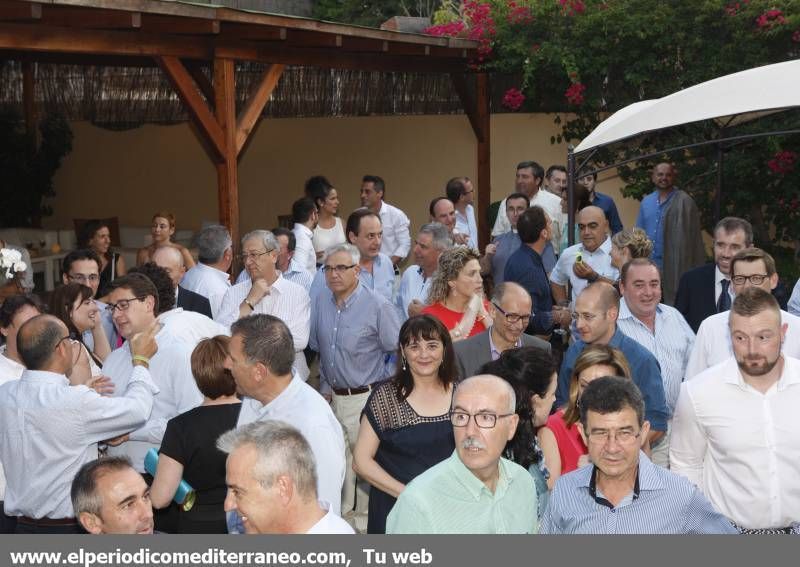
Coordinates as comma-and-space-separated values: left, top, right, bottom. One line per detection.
0, 2, 42, 22
213, 57, 240, 254
286, 30, 342, 49
184, 60, 215, 105
156, 55, 225, 161
236, 63, 284, 156
42, 6, 142, 30
475, 72, 491, 250
141, 13, 220, 35
221, 22, 286, 42
340, 37, 388, 53
450, 73, 483, 142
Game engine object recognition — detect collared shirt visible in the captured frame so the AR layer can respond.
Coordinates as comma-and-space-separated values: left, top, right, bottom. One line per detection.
488, 327, 522, 361
180, 262, 231, 319
550, 237, 619, 303
309, 252, 395, 305
157, 307, 230, 349
0, 346, 24, 383
714, 265, 733, 311
685, 309, 800, 379
490, 231, 521, 286
103, 338, 202, 472
396, 265, 433, 320
671, 355, 800, 529
309, 283, 401, 395
504, 245, 554, 335
541, 452, 736, 534
636, 188, 676, 270
377, 201, 411, 260
292, 223, 317, 273
492, 190, 562, 244
590, 191, 624, 235
217, 274, 311, 379
787, 278, 800, 316
235, 260, 313, 291
617, 298, 695, 413
557, 328, 669, 431
306, 501, 355, 534
237, 374, 345, 514
387, 451, 537, 534
455, 204, 478, 249
0, 367, 158, 518
83, 300, 118, 353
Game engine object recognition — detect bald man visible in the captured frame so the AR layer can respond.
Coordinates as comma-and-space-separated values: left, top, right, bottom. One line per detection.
551, 206, 619, 305
555, 283, 669, 448
152, 246, 212, 318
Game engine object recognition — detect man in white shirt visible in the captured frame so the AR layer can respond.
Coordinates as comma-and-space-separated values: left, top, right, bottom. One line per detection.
61, 249, 117, 351
226, 315, 345, 518
686, 248, 800, 379
396, 222, 452, 320
361, 174, 411, 267
217, 230, 310, 380
446, 177, 478, 249
180, 225, 232, 319
291, 197, 319, 274
102, 274, 203, 474
235, 227, 314, 291
429, 197, 469, 246
219, 420, 353, 534
543, 164, 568, 196
0, 314, 158, 533
671, 287, 800, 533
551, 206, 619, 305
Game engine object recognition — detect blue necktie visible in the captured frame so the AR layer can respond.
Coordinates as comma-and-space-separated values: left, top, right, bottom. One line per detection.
717, 279, 731, 312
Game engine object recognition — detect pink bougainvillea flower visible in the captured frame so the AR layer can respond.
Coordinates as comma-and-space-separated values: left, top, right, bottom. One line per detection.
565, 82, 586, 105
756, 9, 786, 29
767, 150, 797, 174
502, 87, 526, 111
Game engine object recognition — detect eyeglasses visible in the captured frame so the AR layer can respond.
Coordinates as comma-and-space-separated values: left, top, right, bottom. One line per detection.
492, 302, 531, 325
586, 428, 642, 445
67, 274, 100, 284
572, 312, 599, 322
239, 249, 273, 262
106, 296, 146, 313
731, 274, 769, 286
322, 264, 356, 274
450, 411, 514, 429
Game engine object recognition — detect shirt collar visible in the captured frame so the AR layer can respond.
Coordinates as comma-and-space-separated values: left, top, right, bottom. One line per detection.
294, 223, 313, 238
488, 327, 521, 359
328, 281, 364, 309
722, 354, 800, 390
587, 453, 659, 509
253, 372, 303, 418
20, 369, 70, 386
447, 450, 511, 501
714, 265, 728, 285
286, 258, 307, 276
607, 326, 625, 348
618, 297, 663, 322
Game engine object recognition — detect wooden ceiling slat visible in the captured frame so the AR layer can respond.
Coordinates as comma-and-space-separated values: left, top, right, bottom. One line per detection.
141, 13, 220, 35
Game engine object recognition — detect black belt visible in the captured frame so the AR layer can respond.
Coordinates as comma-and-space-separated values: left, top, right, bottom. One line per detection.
332, 384, 373, 396
17, 516, 77, 527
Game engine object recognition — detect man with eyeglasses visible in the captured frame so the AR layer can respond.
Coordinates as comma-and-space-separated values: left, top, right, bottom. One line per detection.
0, 314, 159, 533
685, 247, 800, 379
541, 377, 735, 534
446, 177, 478, 249
387, 375, 537, 534
454, 283, 550, 379
217, 230, 310, 380
556, 282, 669, 449
672, 288, 800, 534
396, 223, 452, 320
61, 249, 118, 352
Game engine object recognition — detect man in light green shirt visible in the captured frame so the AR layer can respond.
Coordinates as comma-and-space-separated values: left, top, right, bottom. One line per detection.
386, 375, 538, 534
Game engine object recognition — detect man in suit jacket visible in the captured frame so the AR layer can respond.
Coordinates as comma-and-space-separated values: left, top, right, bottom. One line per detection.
674, 217, 752, 332
176, 285, 212, 318
454, 282, 551, 379
153, 246, 212, 318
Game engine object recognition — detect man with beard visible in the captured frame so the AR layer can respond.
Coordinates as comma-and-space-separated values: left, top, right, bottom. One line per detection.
671, 287, 800, 533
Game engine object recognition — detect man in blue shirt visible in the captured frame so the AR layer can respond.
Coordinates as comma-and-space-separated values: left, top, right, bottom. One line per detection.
578, 171, 623, 234
556, 282, 669, 447
541, 377, 736, 534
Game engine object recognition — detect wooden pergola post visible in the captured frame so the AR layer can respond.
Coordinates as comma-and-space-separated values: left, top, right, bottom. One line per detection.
213, 57, 238, 247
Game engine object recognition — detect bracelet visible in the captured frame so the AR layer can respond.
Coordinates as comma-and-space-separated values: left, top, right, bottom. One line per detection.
132, 355, 150, 366
243, 299, 255, 311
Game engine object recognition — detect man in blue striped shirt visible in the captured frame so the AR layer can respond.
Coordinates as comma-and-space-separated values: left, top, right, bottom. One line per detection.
541, 377, 736, 534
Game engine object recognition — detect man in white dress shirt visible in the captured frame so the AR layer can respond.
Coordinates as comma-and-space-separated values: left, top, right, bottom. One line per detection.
361, 174, 411, 267
179, 225, 232, 319
226, 315, 345, 517
234, 227, 314, 291
0, 314, 158, 533
447, 177, 478, 249
671, 287, 800, 533
61, 249, 117, 350
291, 197, 319, 274
396, 222, 452, 319
685, 248, 800, 379
217, 230, 310, 380
219, 420, 353, 534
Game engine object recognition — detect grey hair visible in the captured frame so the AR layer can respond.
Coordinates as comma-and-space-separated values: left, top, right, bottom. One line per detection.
230, 314, 295, 376
323, 243, 360, 265
491, 281, 531, 305
195, 225, 232, 264
152, 245, 184, 268
418, 222, 453, 251
217, 420, 318, 499
456, 375, 517, 414
241, 230, 278, 253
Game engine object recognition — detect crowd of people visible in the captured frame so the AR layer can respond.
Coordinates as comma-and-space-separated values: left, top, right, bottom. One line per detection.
0, 162, 798, 535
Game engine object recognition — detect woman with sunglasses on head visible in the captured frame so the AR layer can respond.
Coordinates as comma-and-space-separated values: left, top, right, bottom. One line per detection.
353, 315, 457, 534
537, 344, 632, 487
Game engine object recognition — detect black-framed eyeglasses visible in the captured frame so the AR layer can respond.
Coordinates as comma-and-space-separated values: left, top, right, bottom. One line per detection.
322, 264, 356, 274
239, 249, 273, 262
450, 411, 514, 429
106, 296, 146, 313
492, 302, 531, 325
67, 274, 100, 284
731, 274, 768, 286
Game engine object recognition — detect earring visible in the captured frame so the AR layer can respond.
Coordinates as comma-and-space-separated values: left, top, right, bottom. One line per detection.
401, 356, 407, 370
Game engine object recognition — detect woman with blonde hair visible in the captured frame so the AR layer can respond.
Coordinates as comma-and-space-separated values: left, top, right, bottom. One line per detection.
422, 247, 491, 340
537, 344, 632, 486
136, 211, 196, 269
610, 227, 653, 270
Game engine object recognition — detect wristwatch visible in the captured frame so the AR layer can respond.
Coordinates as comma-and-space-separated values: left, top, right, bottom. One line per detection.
243, 299, 256, 311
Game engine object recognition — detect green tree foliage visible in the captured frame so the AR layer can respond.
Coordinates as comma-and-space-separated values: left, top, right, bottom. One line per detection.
313, 0, 441, 27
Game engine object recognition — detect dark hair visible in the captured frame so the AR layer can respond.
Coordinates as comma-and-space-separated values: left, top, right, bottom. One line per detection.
714, 216, 754, 247
346, 209, 380, 240
106, 273, 160, 315
579, 376, 645, 429
271, 227, 296, 252
77, 220, 109, 251
127, 264, 173, 315
568, 184, 592, 215
619, 257, 660, 284
516, 160, 544, 181
231, 314, 295, 376
71, 457, 134, 517
48, 283, 93, 341
62, 249, 102, 275
17, 315, 63, 370
428, 196, 452, 218
445, 178, 467, 203
480, 346, 557, 469
291, 197, 317, 225
304, 175, 334, 206
546, 164, 567, 179
393, 315, 456, 400
517, 205, 548, 244
362, 174, 385, 195
505, 192, 530, 208
191, 336, 237, 399
0, 294, 44, 345
578, 169, 598, 181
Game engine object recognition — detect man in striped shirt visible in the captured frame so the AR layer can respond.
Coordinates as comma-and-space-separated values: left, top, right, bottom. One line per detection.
541, 377, 735, 534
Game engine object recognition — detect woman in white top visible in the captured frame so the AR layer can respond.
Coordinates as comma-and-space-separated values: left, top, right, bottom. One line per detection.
48, 283, 107, 380
306, 175, 346, 262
